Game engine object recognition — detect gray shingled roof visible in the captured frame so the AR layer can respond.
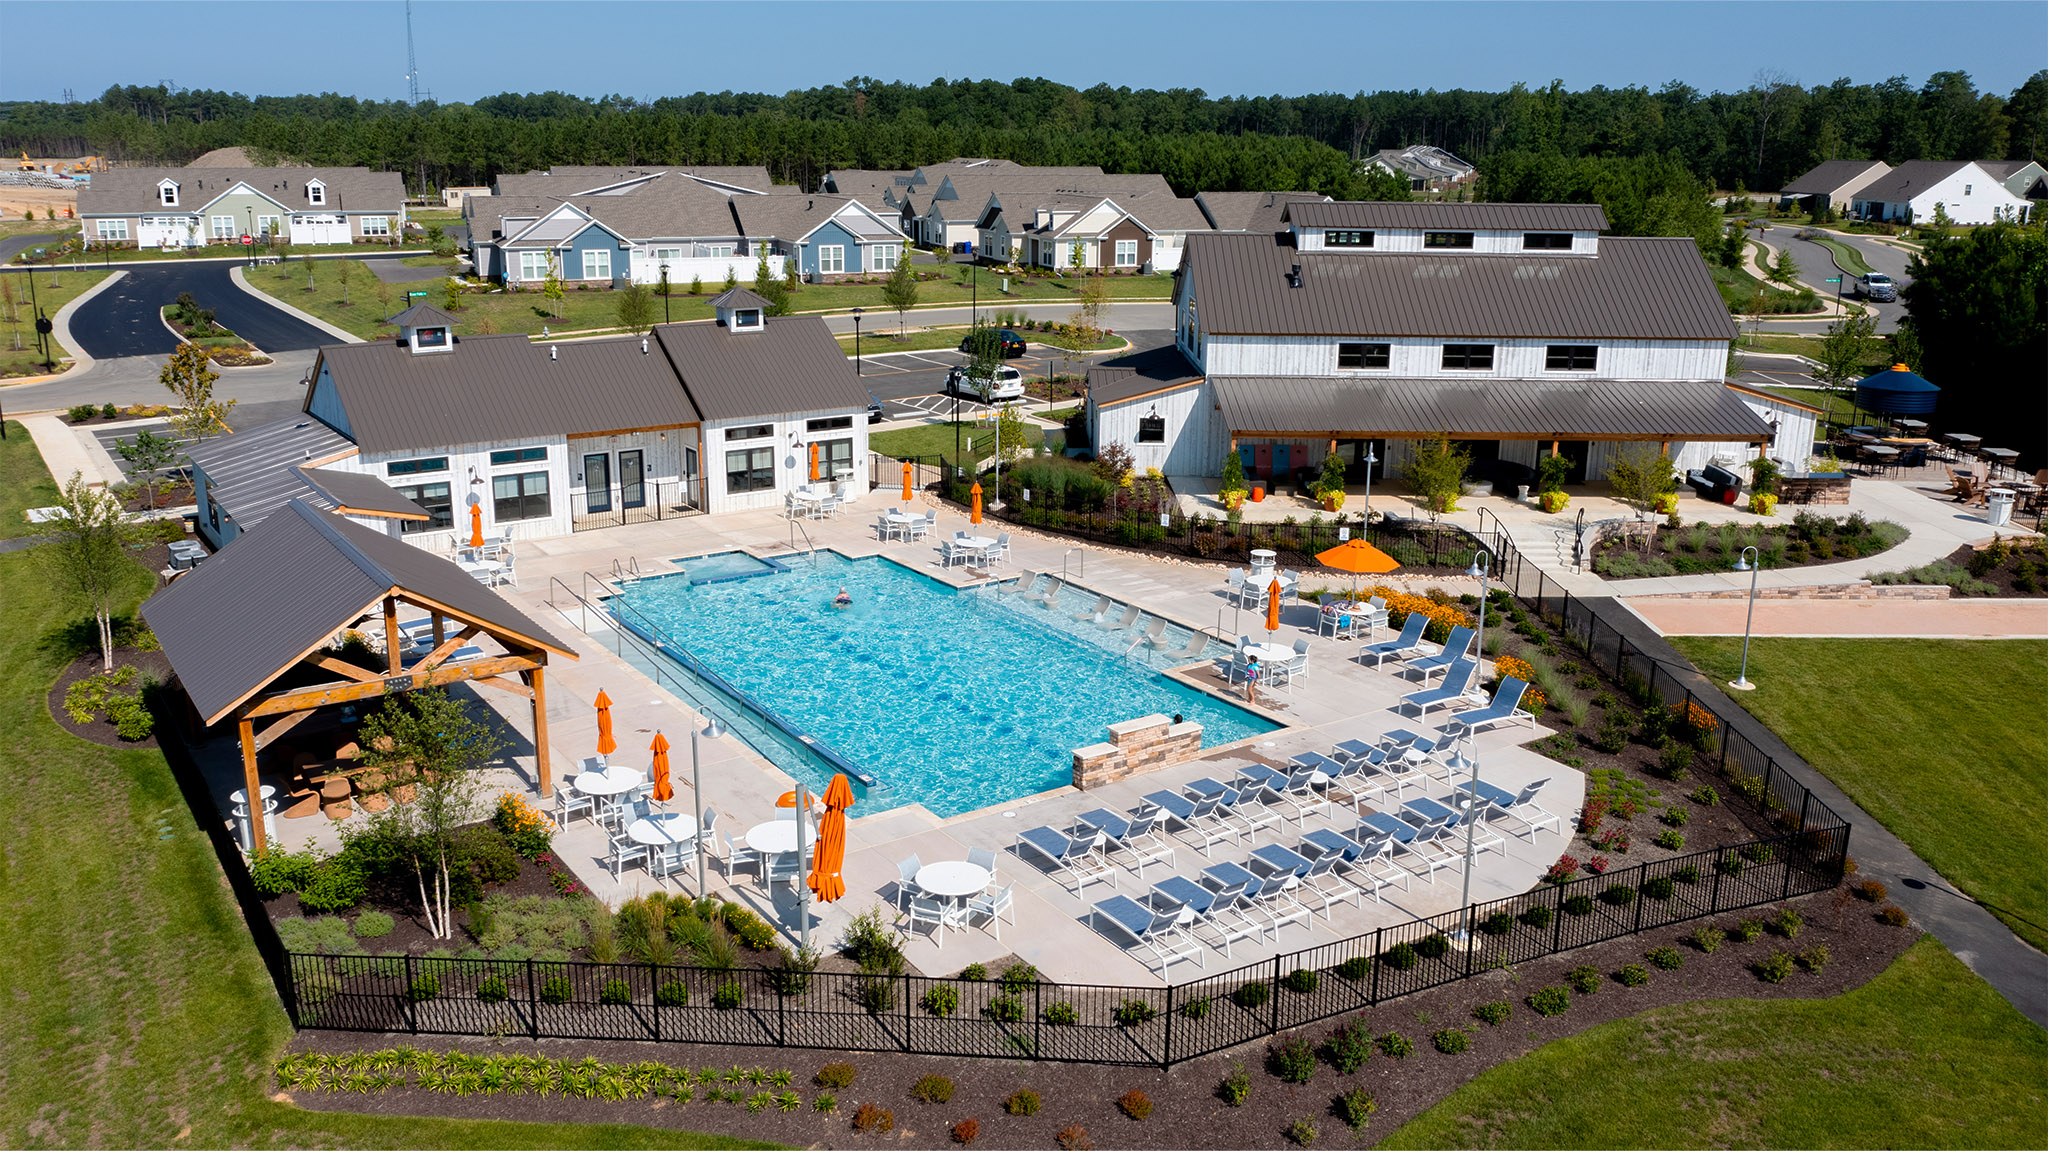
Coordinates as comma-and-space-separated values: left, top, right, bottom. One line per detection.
654, 316, 866, 422
1211, 376, 1772, 441
1779, 159, 1890, 197
78, 167, 404, 215
1182, 233, 1734, 341
730, 196, 904, 244
189, 416, 358, 531
1087, 345, 1203, 405
1287, 201, 1610, 232
292, 467, 428, 520
143, 499, 571, 723
1197, 191, 1332, 233
318, 333, 699, 455
1849, 160, 1974, 204
526, 165, 775, 191
479, 187, 743, 244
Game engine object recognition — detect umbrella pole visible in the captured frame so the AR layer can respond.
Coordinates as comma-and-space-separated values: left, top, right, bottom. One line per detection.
797, 784, 811, 954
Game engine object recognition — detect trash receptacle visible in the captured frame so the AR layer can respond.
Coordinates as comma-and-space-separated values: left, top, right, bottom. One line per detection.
1987, 487, 2016, 527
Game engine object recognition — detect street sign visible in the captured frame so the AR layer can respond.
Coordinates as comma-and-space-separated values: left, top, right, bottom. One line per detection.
1824, 276, 1841, 283
407, 290, 429, 300
241, 234, 253, 245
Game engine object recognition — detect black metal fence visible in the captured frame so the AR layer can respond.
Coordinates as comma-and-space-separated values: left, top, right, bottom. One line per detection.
569, 479, 703, 533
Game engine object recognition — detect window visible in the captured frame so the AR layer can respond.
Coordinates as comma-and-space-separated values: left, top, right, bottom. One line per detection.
519, 251, 552, 281
730, 308, 762, 329
393, 481, 452, 534
651, 246, 683, 266
726, 423, 773, 442
872, 244, 898, 272
1424, 231, 1475, 249
702, 243, 735, 258
581, 247, 611, 280
725, 446, 775, 492
489, 446, 547, 465
385, 456, 448, 476
1963, 184, 1972, 195
361, 216, 390, 238
306, 181, 325, 205
1523, 232, 1573, 250
1136, 416, 1166, 443
158, 182, 178, 206
1115, 239, 1138, 266
492, 471, 550, 522
256, 215, 280, 236
817, 245, 845, 274
1325, 229, 1374, 247
212, 216, 237, 239
1338, 342, 1391, 370
816, 438, 854, 478
1441, 344, 1495, 370
1544, 345, 1598, 371
806, 416, 854, 432
95, 219, 129, 241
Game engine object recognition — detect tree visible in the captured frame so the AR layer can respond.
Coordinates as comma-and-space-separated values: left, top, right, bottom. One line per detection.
115, 429, 184, 510
540, 253, 565, 318
995, 404, 1032, 462
1074, 272, 1109, 343
302, 252, 316, 290
688, 273, 703, 297
160, 343, 233, 442
752, 247, 790, 315
721, 266, 738, 293
353, 686, 505, 939
783, 255, 801, 294
1902, 221, 2047, 467
1355, 166, 1413, 201
37, 472, 129, 672
1068, 239, 1086, 277
1606, 443, 1678, 521
881, 248, 920, 332
1812, 313, 1880, 394
376, 278, 393, 317
1404, 433, 1472, 518
615, 280, 655, 333
336, 258, 353, 305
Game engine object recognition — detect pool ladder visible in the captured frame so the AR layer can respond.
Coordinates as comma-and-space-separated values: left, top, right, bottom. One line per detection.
610, 556, 646, 587
787, 518, 821, 567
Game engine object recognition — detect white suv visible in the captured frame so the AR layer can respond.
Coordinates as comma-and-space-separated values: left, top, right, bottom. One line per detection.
945, 364, 1025, 402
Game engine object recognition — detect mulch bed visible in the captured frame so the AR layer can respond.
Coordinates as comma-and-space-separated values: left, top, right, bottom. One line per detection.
120, 484, 194, 513
1936, 542, 2048, 597
47, 645, 173, 749
280, 889, 1914, 1148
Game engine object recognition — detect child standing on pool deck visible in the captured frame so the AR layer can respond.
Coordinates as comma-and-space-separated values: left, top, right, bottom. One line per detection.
1242, 653, 1260, 703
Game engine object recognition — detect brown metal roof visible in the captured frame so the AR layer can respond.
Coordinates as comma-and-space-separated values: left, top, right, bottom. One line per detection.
388, 302, 458, 328
1286, 201, 1609, 231
318, 333, 699, 455
653, 315, 867, 422
141, 499, 573, 724
1088, 345, 1204, 406
1211, 376, 1773, 441
1779, 160, 1890, 197
1183, 233, 1734, 341
292, 467, 428, 520
188, 416, 357, 531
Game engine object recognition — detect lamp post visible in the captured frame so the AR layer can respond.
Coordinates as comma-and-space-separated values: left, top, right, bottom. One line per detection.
245, 207, 254, 268
1730, 546, 1761, 691
795, 782, 812, 954
851, 307, 864, 377
1361, 444, 1378, 540
659, 261, 671, 324
691, 714, 726, 897
1450, 547, 1492, 942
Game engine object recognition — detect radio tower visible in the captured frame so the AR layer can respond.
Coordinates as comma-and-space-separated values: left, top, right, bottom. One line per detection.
405, 0, 421, 103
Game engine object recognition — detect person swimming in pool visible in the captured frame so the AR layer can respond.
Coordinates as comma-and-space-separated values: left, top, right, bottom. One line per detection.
833, 587, 853, 608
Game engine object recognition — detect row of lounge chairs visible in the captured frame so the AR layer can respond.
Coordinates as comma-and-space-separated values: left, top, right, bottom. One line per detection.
999, 572, 1212, 662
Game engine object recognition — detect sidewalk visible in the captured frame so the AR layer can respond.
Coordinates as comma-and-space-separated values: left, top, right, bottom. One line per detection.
1626, 596, 2048, 638
19, 411, 123, 488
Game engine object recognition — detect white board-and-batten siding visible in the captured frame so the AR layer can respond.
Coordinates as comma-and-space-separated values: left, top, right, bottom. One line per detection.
701, 410, 871, 516
1093, 384, 1220, 476
1293, 227, 1599, 255
1203, 336, 1726, 380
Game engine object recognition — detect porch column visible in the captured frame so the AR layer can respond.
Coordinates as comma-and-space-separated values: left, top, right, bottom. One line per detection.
383, 595, 400, 675
530, 664, 552, 796
239, 716, 265, 854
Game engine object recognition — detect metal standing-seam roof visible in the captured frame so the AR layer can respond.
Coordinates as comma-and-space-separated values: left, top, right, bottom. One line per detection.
1210, 376, 1773, 441
1087, 345, 1204, 406
187, 416, 358, 530
291, 467, 428, 520
653, 316, 867, 422
141, 498, 573, 724
1286, 201, 1609, 232
1182, 233, 1734, 341
316, 333, 699, 455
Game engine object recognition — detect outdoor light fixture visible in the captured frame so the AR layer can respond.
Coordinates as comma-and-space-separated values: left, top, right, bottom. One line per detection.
691, 714, 727, 896
1730, 546, 1761, 690
1361, 445, 1379, 537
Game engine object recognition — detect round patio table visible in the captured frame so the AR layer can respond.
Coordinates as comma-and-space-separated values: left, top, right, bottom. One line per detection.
574, 766, 644, 797
744, 820, 811, 856
627, 812, 697, 847
915, 861, 991, 902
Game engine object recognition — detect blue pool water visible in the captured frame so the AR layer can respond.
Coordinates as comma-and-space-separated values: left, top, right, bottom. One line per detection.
612, 552, 1278, 817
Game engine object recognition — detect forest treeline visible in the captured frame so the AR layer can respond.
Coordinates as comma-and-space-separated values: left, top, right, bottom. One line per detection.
1, 70, 2042, 199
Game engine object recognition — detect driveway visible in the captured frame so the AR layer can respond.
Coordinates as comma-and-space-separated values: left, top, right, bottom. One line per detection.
854, 328, 1174, 411
66, 260, 339, 358
1753, 226, 1914, 333
0, 232, 63, 263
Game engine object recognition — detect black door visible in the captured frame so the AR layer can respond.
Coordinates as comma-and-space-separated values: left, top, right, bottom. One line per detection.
1554, 441, 1590, 485
584, 453, 611, 513
619, 450, 646, 509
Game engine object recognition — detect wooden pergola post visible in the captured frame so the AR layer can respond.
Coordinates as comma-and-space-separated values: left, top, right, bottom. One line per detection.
530, 665, 552, 796
383, 595, 400, 675
238, 717, 264, 854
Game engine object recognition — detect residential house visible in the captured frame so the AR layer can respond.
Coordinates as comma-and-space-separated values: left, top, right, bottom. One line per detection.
977, 187, 1211, 273
1105, 200, 1810, 489
1977, 159, 2048, 202
501, 165, 776, 195
1362, 146, 1477, 192
1777, 159, 1891, 214
730, 195, 908, 281
1194, 191, 1333, 234
1849, 160, 2034, 225
77, 166, 406, 249
468, 179, 772, 288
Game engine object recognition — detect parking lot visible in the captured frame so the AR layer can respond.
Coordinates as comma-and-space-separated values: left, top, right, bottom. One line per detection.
856, 328, 1172, 419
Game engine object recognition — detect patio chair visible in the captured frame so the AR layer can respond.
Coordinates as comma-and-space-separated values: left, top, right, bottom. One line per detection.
966, 847, 999, 876
608, 832, 650, 879
1337, 834, 1411, 903
1030, 578, 1066, 609
722, 830, 760, 881
893, 853, 923, 909
1223, 568, 1252, 608
1278, 570, 1302, 603
998, 570, 1038, 598
1404, 626, 1476, 681
1491, 778, 1563, 839
995, 532, 1012, 561
1397, 658, 1483, 717
1293, 852, 1360, 918
904, 895, 967, 950
875, 513, 896, 542
1137, 789, 1240, 856
1093, 894, 1204, 974
1124, 617, 1166, 657
1395, 817, 1463, 884
1442, 678, 1535, 735
1100, 604, 1140, 631
1273, 637, 1311, 687
1070, 593, 1112, 624
1092, 811, 1178, 876
553, 782, 595, 825
763, 850, 803, 891
908, 511, 934, 540
965, 881, 1015, 941
1357, 614, 1428, 667
1015, 825, 1117, 895
650, 836, 698, 881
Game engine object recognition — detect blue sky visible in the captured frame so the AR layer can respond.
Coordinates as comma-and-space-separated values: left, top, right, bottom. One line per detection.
2, 1, 2041, 104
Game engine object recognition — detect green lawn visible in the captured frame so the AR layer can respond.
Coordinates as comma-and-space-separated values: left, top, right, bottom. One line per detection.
0, 420, 62, 535
1, 268, 112, 378
0, 437, 769, 1148
1808, 234, 1874, 277
1382, 937, 2048, 1149
869, 420, 1000, 467
1670, 637, 2048, 952
1735, 333, 1821, 357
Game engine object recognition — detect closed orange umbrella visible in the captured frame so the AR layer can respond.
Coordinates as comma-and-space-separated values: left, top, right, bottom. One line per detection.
649, 732, 672, 801
971, 481, 983, 525
594, 690, 618, 758
809, 442, 819, 482
901, 460, 913, 501
1265, 577, 1282, 634
468, 502, 484, 548
807, 773, 854, 904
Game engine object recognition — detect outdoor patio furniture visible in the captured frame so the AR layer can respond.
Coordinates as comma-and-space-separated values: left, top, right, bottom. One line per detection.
1015, 825, 1118, 894
553, 782, 595, 825
1191, 777, 1284, 841
1336, 834, 1410, 903
1077, 809, 1178, 876
893, 854, 923, 909
1030, 578, 1066, 609
763, 850, 802, 890
608, 832, 650, 878
1293, 852, 1361, 918
1357, 614, 1428, 667
1404, 626, 1476, 681
1398, 658, 1483, 716
1137, 790, 1240, 856
1100, 604, 1140, 631
1070, 594, 1111, 623
1394, 816, 1462, 883
1155, 629, 1211, 665
1442, 678, 1535, 735
966, 846, 998, 877
965, 881, 1015, 941
1124, 617, 1166, 656
1093, 894, 1204, 974
995, 532, 1012, 561
998, 570, 1038, 598
650, 836, 698, 881
722, 830, 760, 880
1472, 778, 1562, 839
905, 896, 967, 949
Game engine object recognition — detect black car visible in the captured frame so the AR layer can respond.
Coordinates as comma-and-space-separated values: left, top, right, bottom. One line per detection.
865, 391, 886, 424
959, 328, 1027, 358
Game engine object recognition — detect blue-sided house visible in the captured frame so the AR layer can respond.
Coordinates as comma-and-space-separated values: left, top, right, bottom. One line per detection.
732, 196, 906, 281
493, 202, 634, 287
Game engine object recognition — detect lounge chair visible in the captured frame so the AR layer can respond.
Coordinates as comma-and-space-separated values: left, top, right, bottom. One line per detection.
1152, 874, 1262, 958
1076, 809, 1177, 876
1029, 578, 1066, 609
1441, 678, 1535, 735
998, 570, 1038, 598
1093, 894, 1203, 974
1395, 816, 1462, 884
1398, 658, 1484, 716
1404, 626, 1476, 681
1357, 614, 1427, 667
1100, 604, 1140, 631
1015, 825, 1117, 894
1137, 789, 1240, 856
1487, 778, 1563, 839
1070, 594, 1111, 624
1192, 777, 1284, 841
1336, 833, 1411, 903
1124, 617, 1165, 656
1155, 629, 1211, 665
1292, 852, 1360, 918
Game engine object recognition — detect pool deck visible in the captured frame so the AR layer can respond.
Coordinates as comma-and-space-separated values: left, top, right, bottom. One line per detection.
234, 494, 1584, 987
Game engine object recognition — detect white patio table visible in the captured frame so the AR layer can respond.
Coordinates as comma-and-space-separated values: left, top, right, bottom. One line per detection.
915, 861, 991, 904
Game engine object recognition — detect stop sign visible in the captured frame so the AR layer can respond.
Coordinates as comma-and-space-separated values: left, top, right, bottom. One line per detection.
241, 234, 253, 245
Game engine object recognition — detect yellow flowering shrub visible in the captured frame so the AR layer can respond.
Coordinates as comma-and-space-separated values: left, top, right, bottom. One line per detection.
1488, 655, 1548, 710
1364, 584, 1472, 645
492, 791, 556, 859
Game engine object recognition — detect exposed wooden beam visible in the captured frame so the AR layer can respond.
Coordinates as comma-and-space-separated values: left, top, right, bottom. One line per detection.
468, 674, 534, 700
254, 708, 317, 751
414, 624, 482, 671
391, 592, 576, 660
307, 656, 381, 683
243, 654, 541, 718
239, 718, 265, 854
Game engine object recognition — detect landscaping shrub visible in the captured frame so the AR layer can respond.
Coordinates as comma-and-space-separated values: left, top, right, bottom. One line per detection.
1112, 997, 1157, 1026
1773, 907, 1805, 939
1854, 879, 1888, 902
1519, 904, 1553, 929
1233, 980, 1271, 1008
474, 975, 508, 1002
999, 962, 1040, 992
351, 910, 395, 938
919, 985, 958, 1017
1599, 883, 1637, 906
407, 974, 439, 1002
1117, 1089, 1152, 1120
1758, 951, 1796, 983
1003, 1088, 1041, 1116
1651, 828, 1686, 851
1375, 1031, 1414, 1059
910, 1074, 954, 1104
1043, 1000, 1079, 1025
1650, 744, 1694, 780
1640, 876, 1675, 900
1689, 784, 1720, 806
851, 1102, 894, 1135
1269, 1037, 1318, 1083
1690, 924, 1726, 953
1544, 854, 1580, 884
1413, 933, 1450, 960
1732, 918, 1765, 942
1379, 941, 1418, 970
815, 1062, 857, 1089
598, 979, 631, 1006
250, 847, 321, 895
654, 980, 688, 1007
1879, 905, 1911, 927
950, 1118, 979, 1145
712, 980, 744, 1009
1178, 996, 1209, 1020
1282, 967, 1319, 994
721, 902, 778, 950
813, 1093, 837, 1113
297, 861, 367, 914
1219, 1063, 1251, 1106
1528, 986, 1571, 1016
1673, 863, 1701, 884
1566, 965, 1602, 994
1562, 894, 1595, 917
1288, 1118, 1319, 1146
1054, 1124, 1094, 1151
1473, 1001, 1511, 1026
1334, 955, 1372, 980
1647, 945, 1685, 970
539, 976, 572, 1005
1323, 1020, 1374, 1073
1335, 1087, 1378, 1129
957, 962, 988, 981
1479, 910, 1514, 935
1661, 806, 1691, 828
1431, 1027, 1471, 1054
984, 995, 1024, 1022
1615, 964, 1650, 988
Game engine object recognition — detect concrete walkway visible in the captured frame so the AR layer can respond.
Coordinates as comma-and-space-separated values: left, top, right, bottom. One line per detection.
1627, 596, 2048, 638
19, 411, 123, 488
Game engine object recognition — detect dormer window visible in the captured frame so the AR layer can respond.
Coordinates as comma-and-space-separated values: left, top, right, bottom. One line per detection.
157, 180, 179, 207
1523, 232, 1574, 250
732, 308, 762, 329
1424, 231, 1475, 249
306, 180, 326, 206
1325, 229, 1373, 248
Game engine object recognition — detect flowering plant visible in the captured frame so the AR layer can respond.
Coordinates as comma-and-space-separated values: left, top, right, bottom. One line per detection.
1578, 797, 1609, 834
1489, 655, 1550, 710
1362, 584, 1473, 645
1591, 828, 1632, 854
492, 792, 557, 860
1543, 854, 1580, 884
1683, 701, 1719, 741
1585, 855, 1611, 875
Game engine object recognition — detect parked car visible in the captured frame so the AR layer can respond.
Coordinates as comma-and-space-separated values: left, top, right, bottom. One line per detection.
865, 391, 886, 424
959, 328, 1027, 358
1853, 272, 1896, 302
945, 364, 1025, 402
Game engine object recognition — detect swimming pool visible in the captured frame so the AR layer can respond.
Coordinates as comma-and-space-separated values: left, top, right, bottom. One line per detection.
611, 552, 1278, 817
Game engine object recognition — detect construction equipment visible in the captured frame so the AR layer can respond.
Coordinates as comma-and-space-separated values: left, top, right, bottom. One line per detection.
16, 152, 34, 172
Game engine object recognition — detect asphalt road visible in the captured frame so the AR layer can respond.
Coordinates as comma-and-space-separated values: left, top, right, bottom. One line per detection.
1752, 226, 1914, 333
0, 232, 62, 263
65, 261, 336, 358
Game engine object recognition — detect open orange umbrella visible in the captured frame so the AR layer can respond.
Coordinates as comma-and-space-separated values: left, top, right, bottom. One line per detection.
594, 690, 618, 759
468, 502, 484, 548
807, 773, 854, 904
901, 460, 913, 501
649, 732, 673, 801
809, 442, 819, 482
1316, 537, 1401, 596
971, 481, 984, 525
1265, 577, 1283, 634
